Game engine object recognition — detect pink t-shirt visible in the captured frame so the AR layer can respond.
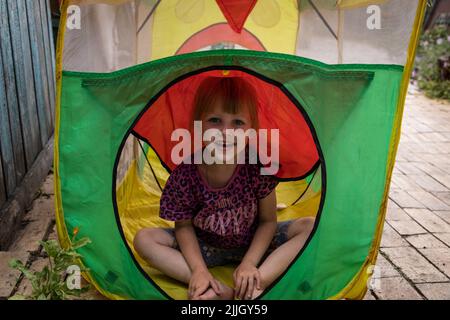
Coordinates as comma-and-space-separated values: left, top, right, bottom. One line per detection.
159, 163, 279, 249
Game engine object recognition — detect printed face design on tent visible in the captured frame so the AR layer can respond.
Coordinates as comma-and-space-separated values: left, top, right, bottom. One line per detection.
55, 0, 427, 300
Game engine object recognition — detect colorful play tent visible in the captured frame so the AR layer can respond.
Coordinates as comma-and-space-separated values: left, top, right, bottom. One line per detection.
55, 0, 427, 299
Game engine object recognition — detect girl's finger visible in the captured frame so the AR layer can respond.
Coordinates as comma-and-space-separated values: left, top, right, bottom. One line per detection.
211, 279, 222, 295
235, 275, 243, 295
238, 277, 248, 300
255, 272, 261, 290
193, 283, 206, 298
246, 276, 254, 300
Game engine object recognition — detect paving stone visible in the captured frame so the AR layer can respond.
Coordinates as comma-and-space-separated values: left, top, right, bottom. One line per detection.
432, 192, 450, 206
9, 196, 54, 253
0, 251, 29, 298
405, 234, 447, 250
411, 122, 434, 133
423, 142, 449, 154
396, 149, 419, 162
407, 190, 450, 211
40, 174, 54, 196
405, 208, 450, 233
381, 223, 409, 247
392, 165, 404, 176
394, 162, 424, 175
394, 153, 407, 162
418, 248, 450, 278
416, 154, 449, 166
363, 290, 376, 300
386, 206, 412, 222
433, 233, 450, 247
442, 132, 450, 141
389, 190, 425, 209
416, 282, 450, 300
381, 247, 447, 283
9, 217, 52, 253
416, 132, 448, 142
432, 175, 450, 189
402, 142, 427, 154
47, 224, 58, 242
435, 142, 450, 153
387, 198, 401, 210
372, 277, 423, 300
433, 211, 450, 224
438, 164, 450, 175
391, 174, 423, 191
388, 178, 400, 190
374, 254, 400, 278
388, 219, 428, 236
408, 174, 448, 192
412, 162, 448, 177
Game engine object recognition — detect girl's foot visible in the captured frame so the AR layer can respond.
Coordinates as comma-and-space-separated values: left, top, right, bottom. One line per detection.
192, 282, 234, 300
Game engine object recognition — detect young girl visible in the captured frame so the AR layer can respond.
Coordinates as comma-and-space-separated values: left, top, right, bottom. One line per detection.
134, 76, 315, 300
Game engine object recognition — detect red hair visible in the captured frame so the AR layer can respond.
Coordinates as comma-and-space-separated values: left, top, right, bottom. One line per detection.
191, 77, 259, 129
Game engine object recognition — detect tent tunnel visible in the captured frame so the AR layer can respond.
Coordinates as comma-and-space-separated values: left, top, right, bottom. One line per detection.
55, 0, 427, 299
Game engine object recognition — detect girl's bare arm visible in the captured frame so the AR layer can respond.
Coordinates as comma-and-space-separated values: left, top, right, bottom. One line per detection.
241, 190, 278, 266
174, 220, 208, 272
175, 220, 223, 298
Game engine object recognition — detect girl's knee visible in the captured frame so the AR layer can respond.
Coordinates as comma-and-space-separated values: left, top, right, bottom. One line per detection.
133, 228, 150, 253
133, 228, 174, 252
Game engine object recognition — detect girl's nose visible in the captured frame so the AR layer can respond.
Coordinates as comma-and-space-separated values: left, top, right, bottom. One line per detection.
221, 125, 234, 135
222, 120, 236, 131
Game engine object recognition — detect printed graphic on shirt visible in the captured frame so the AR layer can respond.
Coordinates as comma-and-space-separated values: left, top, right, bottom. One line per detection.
159, 163, 278, 248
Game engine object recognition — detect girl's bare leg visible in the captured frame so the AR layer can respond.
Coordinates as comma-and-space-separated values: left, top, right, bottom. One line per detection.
134, 228, 192, 283
250, 217, 315, 299
133, 228, 233, 300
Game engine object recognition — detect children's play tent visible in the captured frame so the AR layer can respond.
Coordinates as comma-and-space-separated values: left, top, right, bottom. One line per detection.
55, 0, 427, 299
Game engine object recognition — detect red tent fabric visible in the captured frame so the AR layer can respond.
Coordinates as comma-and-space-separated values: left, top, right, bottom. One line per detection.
216, 0, 258, 33
133, 69, 319, 179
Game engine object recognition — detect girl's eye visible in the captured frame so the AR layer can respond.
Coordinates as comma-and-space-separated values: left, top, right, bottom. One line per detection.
234, 119, 245, 126
207, 117, 221, 124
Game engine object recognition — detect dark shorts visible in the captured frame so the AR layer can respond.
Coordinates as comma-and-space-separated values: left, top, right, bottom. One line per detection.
162, 220, 294, 268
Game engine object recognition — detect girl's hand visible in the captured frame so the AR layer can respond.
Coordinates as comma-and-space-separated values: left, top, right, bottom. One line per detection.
189, 268, 222, 299
233, 261, 261, 300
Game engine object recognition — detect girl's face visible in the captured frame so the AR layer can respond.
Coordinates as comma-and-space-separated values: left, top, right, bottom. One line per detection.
202, 102, 253, 133
201, 102, 253, 159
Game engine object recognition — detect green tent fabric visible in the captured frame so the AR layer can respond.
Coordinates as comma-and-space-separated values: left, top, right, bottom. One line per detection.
58, 50, 403, 299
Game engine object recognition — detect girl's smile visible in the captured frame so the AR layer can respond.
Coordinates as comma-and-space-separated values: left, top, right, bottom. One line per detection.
201, 102, 253, 157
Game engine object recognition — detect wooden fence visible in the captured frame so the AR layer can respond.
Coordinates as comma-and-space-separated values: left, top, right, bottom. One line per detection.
0, 0, 55, 249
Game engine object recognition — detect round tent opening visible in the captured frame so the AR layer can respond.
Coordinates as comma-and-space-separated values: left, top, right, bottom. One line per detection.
114, 68, 325, 299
